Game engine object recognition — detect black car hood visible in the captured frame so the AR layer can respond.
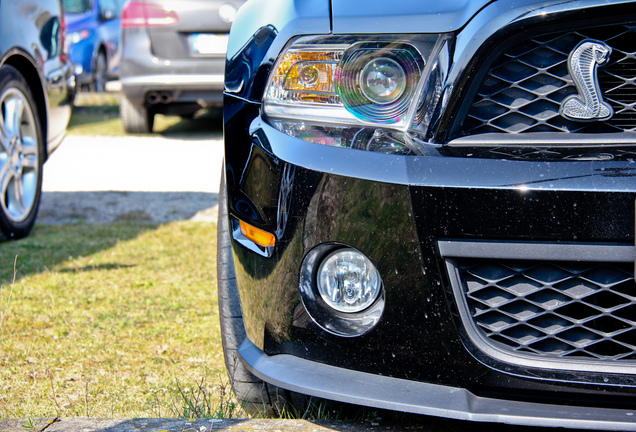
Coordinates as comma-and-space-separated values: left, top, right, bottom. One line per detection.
331, 0, 493, 33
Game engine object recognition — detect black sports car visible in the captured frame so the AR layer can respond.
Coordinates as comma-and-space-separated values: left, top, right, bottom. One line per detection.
0, 0, 74, 239
218, 0, 636, 429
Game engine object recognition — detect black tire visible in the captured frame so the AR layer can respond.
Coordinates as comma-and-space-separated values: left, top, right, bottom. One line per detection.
92, 51, 107, 93
121, 94, 154, 134
217, 177, 305, 416
0, 65, 44, 240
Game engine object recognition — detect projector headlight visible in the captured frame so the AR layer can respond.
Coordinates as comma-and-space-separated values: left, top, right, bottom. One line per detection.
359, 57, 407, 104
263, 35, 448, 130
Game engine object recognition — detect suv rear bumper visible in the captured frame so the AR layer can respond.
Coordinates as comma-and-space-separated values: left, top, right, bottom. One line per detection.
121, 73, 225, 107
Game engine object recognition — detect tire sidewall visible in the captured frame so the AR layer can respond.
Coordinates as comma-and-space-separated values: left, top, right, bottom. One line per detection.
94, 51, 107, 92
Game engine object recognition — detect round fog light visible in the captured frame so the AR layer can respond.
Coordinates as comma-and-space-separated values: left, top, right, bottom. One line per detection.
317, 248, 381, 313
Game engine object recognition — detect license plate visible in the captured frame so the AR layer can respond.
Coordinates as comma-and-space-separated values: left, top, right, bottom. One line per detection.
191, 33, 228, 55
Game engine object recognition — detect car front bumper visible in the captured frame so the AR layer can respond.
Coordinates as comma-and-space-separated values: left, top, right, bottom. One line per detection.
239, 339, 636, 430
224, 92, 636, 426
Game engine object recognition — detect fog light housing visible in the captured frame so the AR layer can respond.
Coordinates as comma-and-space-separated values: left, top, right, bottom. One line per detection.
299, 244, 385, 337
317, 249, 381, 313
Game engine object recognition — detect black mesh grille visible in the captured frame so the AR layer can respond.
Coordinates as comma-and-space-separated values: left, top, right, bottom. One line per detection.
439, 146, 636, 161
460, 25, 636, 136
456, 259, 636, 361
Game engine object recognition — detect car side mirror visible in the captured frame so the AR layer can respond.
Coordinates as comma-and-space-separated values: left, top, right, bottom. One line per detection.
101, 8, 115, 20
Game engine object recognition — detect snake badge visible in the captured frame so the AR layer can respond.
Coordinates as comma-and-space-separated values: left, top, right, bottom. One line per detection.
560, 40, 613, 122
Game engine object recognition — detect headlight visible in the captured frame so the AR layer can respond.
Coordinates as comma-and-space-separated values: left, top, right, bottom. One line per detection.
263, 34, 449, 132
68, 29, 91, 45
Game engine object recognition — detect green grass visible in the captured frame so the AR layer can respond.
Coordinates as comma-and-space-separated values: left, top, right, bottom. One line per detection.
68, 92, 223, 137
0, 221, 239, 417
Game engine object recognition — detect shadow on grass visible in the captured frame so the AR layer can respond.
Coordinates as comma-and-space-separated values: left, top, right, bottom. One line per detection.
68, 104, 223, 138
158, 108, 223, 138
0, 189, 219, 285
0, 223, 155, 286
68, 104, 120, 129
13, 413, 555, 432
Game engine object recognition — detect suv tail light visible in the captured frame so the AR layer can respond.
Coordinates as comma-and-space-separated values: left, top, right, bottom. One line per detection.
121, 1, 180, 28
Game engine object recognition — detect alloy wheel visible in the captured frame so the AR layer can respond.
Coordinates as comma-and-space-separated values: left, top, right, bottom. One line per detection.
0, 87, 40, 223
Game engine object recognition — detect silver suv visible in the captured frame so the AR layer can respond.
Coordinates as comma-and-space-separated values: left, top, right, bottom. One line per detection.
118, 0, 244, 133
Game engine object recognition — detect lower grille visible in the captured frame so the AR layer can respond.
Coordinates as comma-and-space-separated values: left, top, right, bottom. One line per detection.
440, 240, 636, 373
459, 260, 635, 360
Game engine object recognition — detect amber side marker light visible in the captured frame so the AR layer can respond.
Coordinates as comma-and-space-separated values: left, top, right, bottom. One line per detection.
239, 220, 276, 248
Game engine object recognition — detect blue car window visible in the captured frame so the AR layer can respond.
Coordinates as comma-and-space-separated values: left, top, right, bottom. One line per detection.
63, 0, 93, 14
100, 0, 121, 16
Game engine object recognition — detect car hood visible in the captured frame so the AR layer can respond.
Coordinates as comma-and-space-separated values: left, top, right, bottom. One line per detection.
65, 12, 94, 29
331, 0, 493, 34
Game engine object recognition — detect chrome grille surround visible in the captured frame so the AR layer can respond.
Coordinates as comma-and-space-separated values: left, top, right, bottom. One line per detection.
440, 240, 636, 375
459, 25, 636, 137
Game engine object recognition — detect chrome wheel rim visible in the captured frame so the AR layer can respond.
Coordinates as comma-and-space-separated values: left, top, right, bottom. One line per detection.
0, 87, 39, 223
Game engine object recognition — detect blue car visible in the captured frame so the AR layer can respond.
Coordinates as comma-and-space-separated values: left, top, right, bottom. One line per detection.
63, 0, 122, 91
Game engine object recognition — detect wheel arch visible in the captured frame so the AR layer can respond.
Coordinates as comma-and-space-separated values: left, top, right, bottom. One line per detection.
2, 52, 49, 161
95, 43, 108, 65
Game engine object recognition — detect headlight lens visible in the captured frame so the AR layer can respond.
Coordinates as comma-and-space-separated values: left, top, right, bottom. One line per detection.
335, 43, 422, 124
359, 57, 407, 104
68, 29, 91, 45
263, 35, 447, 131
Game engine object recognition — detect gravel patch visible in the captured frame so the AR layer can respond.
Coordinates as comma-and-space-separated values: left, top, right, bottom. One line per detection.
38, 191, 218, 225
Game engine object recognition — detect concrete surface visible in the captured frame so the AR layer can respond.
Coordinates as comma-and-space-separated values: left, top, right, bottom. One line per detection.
43, 134, 223, 193
0, 418, 420, 432
39, 134, 224, 225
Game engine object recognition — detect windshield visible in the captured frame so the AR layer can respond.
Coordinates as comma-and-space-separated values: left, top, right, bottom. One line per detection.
63, 0, 93, 14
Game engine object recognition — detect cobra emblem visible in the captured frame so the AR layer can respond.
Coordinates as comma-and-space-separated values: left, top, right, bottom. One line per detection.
560, 40, 613, 122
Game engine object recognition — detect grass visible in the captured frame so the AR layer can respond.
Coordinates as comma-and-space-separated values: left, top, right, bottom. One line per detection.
0, 221, 241, 418
68, 92, 223, 137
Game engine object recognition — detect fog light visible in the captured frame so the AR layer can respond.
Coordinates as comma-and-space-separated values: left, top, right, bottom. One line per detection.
299, 245, 385, 336
360, 58, 406, 104
317, 248, 381, 313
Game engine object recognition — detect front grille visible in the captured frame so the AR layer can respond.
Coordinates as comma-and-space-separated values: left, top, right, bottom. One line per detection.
440, 146, 636, 161
460, 25, 636, 136
441, 240, 636, 375
456, 259, 636, 361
